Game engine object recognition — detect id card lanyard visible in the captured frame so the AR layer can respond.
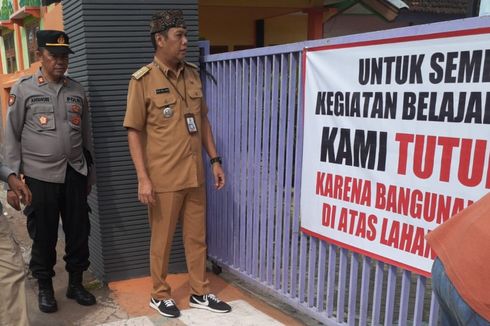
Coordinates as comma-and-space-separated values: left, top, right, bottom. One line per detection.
153, 61, 198, 134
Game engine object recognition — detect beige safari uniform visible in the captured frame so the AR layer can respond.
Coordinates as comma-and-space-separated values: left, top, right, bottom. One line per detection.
0, 163, 29, 326
124, 57, 210, 299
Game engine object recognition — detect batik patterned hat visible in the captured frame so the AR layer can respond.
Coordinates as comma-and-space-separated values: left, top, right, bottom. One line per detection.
150, 9, 187, 34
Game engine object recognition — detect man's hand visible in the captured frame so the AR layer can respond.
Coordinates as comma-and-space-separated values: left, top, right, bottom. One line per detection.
138, 176, 155, 205
7, 190, 21, 211
212, 164, 225, 190
7, 174, 32, 211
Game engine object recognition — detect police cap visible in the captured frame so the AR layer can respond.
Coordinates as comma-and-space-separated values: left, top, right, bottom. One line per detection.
37, 30, 74, 55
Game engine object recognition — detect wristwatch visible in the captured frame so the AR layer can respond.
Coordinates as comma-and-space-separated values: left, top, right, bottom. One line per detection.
210, 156, 222, 165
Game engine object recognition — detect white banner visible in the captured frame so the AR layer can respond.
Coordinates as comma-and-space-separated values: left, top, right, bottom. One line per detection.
300, 28, 490, 275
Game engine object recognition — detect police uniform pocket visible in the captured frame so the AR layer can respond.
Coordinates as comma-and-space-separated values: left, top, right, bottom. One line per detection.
187, 88, 203, 113
32, 105, 55, 131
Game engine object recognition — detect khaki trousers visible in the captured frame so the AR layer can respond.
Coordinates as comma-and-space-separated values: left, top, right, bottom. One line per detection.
0, 216, 29, 326
149, 186, 210, 300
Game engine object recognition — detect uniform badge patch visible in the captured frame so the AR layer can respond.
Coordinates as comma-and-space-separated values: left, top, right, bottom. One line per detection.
71, 105, 81, 113
39, 115, 49, 125
71, 116, 81, 126
8, 94, 16, 106
162, 106, 173, 118
38, 76, 45, 84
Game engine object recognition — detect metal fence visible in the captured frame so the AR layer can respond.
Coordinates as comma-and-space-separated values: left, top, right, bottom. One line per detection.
203, 16, 490, 326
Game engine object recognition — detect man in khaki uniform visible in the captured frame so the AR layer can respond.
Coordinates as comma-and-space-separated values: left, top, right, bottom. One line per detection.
124, 9, 231, 318
0, 162, 32, 326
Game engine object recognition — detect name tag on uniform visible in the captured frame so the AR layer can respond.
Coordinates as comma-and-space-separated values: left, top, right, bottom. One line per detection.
29, 96, 51, 104
184, 113, 198, 134
156, 88, 170, 94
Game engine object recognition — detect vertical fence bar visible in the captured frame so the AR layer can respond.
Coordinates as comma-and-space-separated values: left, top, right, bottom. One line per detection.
384, 265, 397, 326
347, 253, 359, 326
208, 61, 218, 256
203, 62, 212, 254
429, 292, 439, 326
217, 61, 226, 258
239, 58, 249, 271
212, 61, 220, 255
233, 58, 242, 268
307, 237, 318, 307
252, 56, 264, 278
398, 270, 411, 326
298, 233, 308, 303
289, 50, 303, 300
226, 60, 236, 264
337, 248, 348, 323
413, 276, 426, 325
267, 54, 280, 285
273, 54, 288, 290
281, 52, 297, 295
372, 261, 385, 325
359, 256, 371, 326
246, 57, 257, 274
316, 240, 328, 311
259, 55, 272, 282
326, 244, 337, 317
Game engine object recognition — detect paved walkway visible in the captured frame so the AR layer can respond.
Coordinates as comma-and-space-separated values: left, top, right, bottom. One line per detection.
100, 300, 285, 326
105, 273, 303, 326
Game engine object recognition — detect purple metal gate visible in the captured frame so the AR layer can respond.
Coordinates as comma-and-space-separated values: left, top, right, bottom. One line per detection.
203, 16, 490, 326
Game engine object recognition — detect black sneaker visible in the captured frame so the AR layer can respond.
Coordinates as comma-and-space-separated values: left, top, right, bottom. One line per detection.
149, 298, 181, 318
189, 293, 232, 313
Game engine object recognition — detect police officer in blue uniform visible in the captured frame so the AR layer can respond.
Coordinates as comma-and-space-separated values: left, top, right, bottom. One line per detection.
5, 30, 96, 313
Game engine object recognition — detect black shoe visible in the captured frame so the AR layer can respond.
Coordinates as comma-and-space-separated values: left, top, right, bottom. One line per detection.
189, 294, 231, 313
149, 298, 181, 318
66, 271, 96, 306
66, 284, 96, 306
38, 279, 58, 313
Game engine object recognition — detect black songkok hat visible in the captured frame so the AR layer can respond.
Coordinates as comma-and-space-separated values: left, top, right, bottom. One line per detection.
150, 9, 187, 34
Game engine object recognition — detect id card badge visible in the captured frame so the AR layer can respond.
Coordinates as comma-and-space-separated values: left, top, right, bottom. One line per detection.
184, 113, 198, 134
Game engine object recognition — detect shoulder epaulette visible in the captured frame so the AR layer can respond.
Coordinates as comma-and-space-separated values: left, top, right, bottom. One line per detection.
132, 65, 151, 80
64, 75, 80, 84
184, 61, 199, 70
18, 75, 33, 83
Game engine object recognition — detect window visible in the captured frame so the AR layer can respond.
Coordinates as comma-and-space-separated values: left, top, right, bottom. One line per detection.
3, 31, 17, 73
25, 20, 40, 65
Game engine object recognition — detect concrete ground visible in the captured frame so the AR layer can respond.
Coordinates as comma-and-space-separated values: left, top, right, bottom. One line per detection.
1, 190, 322, 326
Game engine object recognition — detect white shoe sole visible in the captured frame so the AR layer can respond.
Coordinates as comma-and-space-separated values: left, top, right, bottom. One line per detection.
149, 301, 180, 318
189, 302, 231, 313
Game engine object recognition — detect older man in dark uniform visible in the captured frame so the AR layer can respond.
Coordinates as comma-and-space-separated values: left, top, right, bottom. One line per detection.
5, 30, 96, 313
124, 10, 231, 318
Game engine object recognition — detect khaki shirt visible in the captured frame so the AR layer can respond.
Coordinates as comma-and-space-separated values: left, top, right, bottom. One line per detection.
124, 57, 208, 192
5, 69, 95, 184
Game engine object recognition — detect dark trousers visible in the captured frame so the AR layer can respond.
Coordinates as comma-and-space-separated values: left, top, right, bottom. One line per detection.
25, 165, 90, 280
